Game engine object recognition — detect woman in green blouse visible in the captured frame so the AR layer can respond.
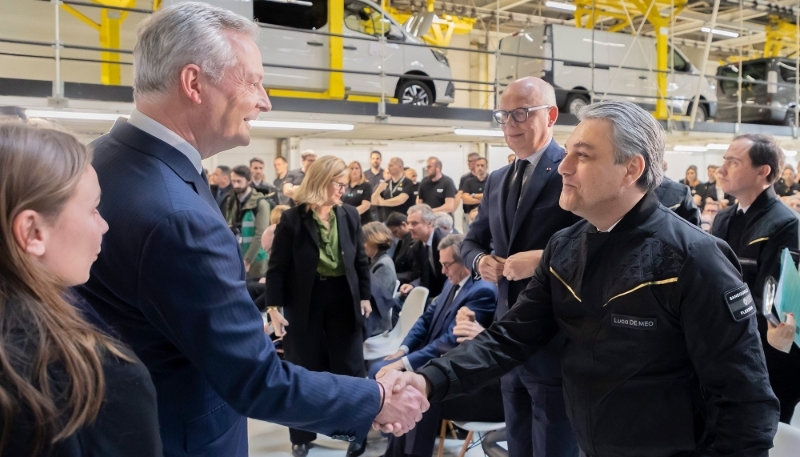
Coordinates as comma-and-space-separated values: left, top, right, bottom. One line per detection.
266, 156, 373, 457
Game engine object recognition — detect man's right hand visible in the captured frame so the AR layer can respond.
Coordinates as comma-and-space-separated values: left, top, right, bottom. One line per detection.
268, 308, 289, 338
384, 349, 406, 361
399, 284, 414, 296
478, 255, 506, 283
374, 370, 430, 436
390, 372, 430, 398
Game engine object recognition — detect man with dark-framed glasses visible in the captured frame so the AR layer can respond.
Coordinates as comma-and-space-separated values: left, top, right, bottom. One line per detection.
457, 77, 580, 457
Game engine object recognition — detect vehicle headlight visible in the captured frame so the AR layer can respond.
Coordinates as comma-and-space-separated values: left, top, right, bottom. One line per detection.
432, 49, 449, 67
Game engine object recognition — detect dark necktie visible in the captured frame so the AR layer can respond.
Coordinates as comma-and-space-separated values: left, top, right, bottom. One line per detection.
429, 283, 461, 340
505, 159, 529, 231
728, 208, 747, 252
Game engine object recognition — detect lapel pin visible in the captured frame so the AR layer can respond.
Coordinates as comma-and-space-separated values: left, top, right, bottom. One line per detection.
546, 167, 552, 172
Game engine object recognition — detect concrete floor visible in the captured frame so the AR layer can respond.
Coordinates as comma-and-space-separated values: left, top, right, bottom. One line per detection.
247, 420, 489, 457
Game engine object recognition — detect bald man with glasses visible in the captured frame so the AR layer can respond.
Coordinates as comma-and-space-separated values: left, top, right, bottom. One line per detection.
458, 77, 580, 457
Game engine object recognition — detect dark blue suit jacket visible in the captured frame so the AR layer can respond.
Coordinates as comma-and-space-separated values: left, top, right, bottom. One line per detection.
402, 277, 496, 370
462, 139, 578, 381
80, 120, 380, 457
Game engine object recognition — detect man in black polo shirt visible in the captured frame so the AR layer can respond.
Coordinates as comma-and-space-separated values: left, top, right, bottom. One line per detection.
364, 150, 384, 190
458, 152, 480, 189
417, 157, 456, 216
372, 157, 416, 222
460, 157, 488, 218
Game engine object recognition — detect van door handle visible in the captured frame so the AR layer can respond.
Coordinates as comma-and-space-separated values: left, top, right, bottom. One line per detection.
306, 41, 324, 47
344, 45, 357, 50
639, 76, 648, 80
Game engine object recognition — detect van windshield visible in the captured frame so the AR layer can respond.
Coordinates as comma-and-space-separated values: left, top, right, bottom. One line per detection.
254, 0, 328, 30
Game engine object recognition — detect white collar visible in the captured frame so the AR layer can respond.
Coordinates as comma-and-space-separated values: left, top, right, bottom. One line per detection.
517, 138, 552, 164
457, 274, 469, 289
598, 217, 624, 233
426, 230, 435, 247
128, 109, 203, 173
738, 204, 750, 214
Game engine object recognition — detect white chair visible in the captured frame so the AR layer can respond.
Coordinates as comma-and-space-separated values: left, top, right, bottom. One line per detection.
392, 280, 401, 299
364, 286, 428, 361
444, 421, 506, 457
771, 422, 800, 456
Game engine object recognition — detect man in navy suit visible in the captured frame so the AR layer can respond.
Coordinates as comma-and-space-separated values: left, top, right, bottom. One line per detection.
371, 234, 498, 457
78, 4, 428, 457
458, 77, 579, 457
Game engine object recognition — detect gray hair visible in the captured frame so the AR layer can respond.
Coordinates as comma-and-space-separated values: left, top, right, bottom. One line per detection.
407, 204, 435, 223
133, 2, 258, 100
433, 212, 453, 231
438, 233, 465, 264
578, 100, 664, 192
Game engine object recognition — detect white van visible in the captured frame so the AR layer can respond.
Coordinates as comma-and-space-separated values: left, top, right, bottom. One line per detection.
498, 24, 717, 121
163, 0, 454, 106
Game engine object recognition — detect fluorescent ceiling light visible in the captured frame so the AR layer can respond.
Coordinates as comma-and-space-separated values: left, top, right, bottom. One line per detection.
545, 1, 577, 11
705, 143, 730, 150
248, 120, 354, 130
673, 145, 707, 152
454, 128, 505, 137
701, 27, 739, 38
25, 110, 128, 121
784, 150, 798, 157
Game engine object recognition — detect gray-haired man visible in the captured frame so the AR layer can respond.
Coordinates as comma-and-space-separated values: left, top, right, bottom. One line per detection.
79, 3, 428, 457
388, 100, 779, 457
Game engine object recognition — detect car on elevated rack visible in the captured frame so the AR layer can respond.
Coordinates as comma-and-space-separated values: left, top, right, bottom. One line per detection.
163, 0, 454, 106
716, 57, 800, 126
498, 24, 717, 122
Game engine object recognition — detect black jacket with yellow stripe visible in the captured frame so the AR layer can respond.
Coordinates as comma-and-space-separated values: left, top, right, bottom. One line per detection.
419, 192, 779, 457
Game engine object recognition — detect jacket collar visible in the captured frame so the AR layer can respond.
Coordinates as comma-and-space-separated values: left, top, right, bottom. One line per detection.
737, 186, 777, 217
591, 191, 660, 234
507, 138, 564, 241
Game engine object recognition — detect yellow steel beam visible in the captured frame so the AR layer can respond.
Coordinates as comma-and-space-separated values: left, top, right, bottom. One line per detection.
328, 0, 346, 99
61, 3, 101, 31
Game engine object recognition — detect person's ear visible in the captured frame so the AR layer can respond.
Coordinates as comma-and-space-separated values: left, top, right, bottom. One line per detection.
12, 209, 47, 257
757, 164, 771, 181
623, 155, 646, 188
547, 105, 558, 127
178, 64, 203, 105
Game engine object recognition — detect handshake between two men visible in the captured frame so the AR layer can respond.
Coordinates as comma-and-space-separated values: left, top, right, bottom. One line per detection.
372, 369, 432, 435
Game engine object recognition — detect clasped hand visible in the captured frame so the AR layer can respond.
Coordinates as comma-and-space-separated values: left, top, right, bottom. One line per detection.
373, 370, 430, 436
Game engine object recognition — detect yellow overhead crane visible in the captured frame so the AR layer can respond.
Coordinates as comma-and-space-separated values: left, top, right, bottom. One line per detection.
574, 0, 687, 120
764, 15, 800, 58
60, 0, 136, 85
383, 0, 475, 48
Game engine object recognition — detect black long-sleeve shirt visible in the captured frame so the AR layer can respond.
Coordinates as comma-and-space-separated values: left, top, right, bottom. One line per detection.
419, 192, 779, 457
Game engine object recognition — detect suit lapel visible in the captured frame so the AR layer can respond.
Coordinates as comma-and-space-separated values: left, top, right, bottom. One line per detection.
430, 277, 473, 340
301, 207, 320, 247
496, 165, 513, 239
109, 119, 221, 216
509, 140, 563, 242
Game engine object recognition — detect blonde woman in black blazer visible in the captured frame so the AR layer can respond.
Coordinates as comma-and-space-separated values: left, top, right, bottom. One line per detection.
266, 156, 372, 457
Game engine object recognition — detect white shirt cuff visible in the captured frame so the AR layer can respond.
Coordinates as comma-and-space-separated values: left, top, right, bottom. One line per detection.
399, 345, 410, 355
401, 356, 414, 372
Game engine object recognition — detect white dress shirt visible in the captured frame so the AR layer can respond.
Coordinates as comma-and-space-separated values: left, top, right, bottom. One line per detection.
128, 109, 203, 174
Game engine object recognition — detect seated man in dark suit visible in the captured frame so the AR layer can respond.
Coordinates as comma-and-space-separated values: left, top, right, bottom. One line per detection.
398, 204, 448, 299
385, 212, 418, 284
371, 234, 498, 457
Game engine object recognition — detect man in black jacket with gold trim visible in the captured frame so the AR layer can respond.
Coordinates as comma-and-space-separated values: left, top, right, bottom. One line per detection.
385, 101, 779, 457
712, 134, 800, 424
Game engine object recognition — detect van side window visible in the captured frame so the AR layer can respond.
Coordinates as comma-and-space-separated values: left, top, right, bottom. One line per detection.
779, 61, 797, 83
719, 64, 739, 94
254, 0, 328, 30
344, 0, 390, 37
668, 49, 689, 72
741, 62, 767, 91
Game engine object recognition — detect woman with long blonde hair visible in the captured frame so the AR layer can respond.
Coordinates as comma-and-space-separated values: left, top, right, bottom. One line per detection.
0, 122, 161, 456
265, 155, 372, 457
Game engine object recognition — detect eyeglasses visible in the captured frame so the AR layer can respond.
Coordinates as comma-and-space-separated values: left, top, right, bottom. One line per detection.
493, 105, 550, 124
331, 181, 348, 191
441, 261, 458, 271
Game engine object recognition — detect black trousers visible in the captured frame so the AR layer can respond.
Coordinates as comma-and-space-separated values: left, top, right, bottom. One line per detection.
501, 365, 579, 457
283, 275, 366, 445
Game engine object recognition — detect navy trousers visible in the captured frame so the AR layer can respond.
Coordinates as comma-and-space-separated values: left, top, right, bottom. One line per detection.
501, 365, 579, 457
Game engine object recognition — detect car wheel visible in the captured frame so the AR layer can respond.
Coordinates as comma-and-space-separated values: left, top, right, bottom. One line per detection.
688, 103, 707, 123
565, 93, 589, 115
397, 80, 432, 106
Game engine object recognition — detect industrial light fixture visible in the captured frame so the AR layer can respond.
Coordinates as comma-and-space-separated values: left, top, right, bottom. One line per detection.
784, 150, 798, 157
673, 145, 707, 152
248, 120, 354, 130
454, 128, 505, 137
701, 27, 739, 38
705, 143, 730, 150
25, 109, 128, 121
545, 1, 577, 12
